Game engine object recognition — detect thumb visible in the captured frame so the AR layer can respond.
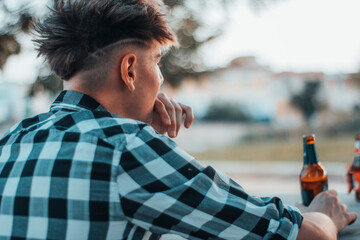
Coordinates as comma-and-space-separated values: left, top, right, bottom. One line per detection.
348, 184, 353, 194
348, 212, 357, 225
346, 165, 354, 193
327, 189, 338, 197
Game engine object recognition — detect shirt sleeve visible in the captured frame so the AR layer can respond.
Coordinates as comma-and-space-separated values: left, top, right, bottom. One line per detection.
117, 125, 303, 240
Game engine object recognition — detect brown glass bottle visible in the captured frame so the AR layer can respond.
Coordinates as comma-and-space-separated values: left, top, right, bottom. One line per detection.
299, 134, 328, 206
351, 133, 360, 201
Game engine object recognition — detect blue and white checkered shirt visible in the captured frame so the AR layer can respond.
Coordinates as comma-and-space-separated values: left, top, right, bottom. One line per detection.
0, 90, 302, 239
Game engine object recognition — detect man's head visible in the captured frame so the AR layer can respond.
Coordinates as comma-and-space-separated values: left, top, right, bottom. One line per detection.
33, 0, 176, 82
33, 0, 177, 122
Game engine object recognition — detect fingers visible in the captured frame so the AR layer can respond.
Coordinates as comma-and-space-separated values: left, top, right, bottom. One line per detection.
157, 93, 177, 137
179, 103, 194, 128
155, 92, 194, 138
346, 164, 354, 193
170, 99, 182, 137
310, 188, 357, 232
342, 203, 348, 213
326, 189, 338, 197
154, 98, 171, 126
347, 212, 357, 225
319, 189, 337, 199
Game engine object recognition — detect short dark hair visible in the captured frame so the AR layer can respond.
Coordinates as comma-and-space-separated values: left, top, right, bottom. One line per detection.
33, 0, 177, 80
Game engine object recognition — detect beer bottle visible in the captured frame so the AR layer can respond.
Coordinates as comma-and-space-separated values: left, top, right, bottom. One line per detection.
299, 134, 328, 206
351, 133, 360, 201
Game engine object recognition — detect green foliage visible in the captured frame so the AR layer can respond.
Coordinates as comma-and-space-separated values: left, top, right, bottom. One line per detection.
0, 34, 20, 70
0, 0, 36, 69
28, 71, 63, 97
160, 0, 231, 87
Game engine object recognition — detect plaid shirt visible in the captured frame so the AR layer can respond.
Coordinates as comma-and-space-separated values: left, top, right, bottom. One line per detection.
0, 90, 302, 240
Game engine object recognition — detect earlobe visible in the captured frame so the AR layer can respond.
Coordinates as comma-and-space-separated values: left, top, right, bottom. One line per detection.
120, 53, 136, 92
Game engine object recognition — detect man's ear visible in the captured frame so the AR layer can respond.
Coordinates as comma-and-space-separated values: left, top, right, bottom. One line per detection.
120, 53, 137, 92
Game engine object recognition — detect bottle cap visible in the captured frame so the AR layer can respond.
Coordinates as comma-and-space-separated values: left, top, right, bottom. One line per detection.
303, 134, 315, 144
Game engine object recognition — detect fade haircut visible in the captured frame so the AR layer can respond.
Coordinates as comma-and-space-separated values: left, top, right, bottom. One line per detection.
33, 0, 177, 80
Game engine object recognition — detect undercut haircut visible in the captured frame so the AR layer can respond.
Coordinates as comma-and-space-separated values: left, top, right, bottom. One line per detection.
33, 0, 177, 80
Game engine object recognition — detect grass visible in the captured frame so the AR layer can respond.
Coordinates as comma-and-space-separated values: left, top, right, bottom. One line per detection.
192, 134, 355, 163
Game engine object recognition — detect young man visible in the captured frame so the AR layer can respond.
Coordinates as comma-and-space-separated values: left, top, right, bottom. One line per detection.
0, 0, 356, 239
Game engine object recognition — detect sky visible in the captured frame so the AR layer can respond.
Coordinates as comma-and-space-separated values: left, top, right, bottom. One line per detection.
200, 0, 360, 74
2, 0, 360, 84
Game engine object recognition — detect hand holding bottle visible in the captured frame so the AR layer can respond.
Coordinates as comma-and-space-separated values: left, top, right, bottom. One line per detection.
297, 190, 357, 233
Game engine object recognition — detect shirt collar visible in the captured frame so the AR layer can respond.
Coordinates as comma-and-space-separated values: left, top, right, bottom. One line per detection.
50, 90, 108, 112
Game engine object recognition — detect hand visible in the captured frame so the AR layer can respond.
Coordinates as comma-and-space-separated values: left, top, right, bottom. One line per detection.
347, 163, 354, 193
297, 190, 357, 232
297, 212, 337, 240
150, 92, 194, 138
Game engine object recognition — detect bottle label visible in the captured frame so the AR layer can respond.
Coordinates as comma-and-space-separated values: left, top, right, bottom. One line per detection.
301, 181, 328, 206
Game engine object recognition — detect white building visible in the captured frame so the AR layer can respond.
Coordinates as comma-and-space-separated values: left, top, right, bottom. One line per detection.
163, 56, 360, 130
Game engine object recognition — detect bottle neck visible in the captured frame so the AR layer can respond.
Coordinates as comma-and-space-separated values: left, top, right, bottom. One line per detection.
303, 143, 319, 165
355, 140, 360, 155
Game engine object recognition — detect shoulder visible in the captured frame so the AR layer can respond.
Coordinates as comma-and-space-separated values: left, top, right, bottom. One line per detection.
1, 110, 146, 147
51, 110, 154, 147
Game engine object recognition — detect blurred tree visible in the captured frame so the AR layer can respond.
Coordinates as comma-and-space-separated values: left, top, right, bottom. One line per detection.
348, 71, 360, 121
161, 0, 284, 87
290, 80, 324, 125
0, 0, 283, 95
28, 67, 63, 98
0, 0, 61, 97
202, 101, 250, 122
0, 0, 31, 70
160, 0, 231, 87
0, 34, 21, 70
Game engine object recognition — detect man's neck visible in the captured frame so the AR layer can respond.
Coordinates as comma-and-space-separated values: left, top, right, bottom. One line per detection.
64, 81, 151, 124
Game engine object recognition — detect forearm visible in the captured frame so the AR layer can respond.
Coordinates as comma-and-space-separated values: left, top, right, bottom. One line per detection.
120, 128, 304, 238
297, 212, 337, 240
